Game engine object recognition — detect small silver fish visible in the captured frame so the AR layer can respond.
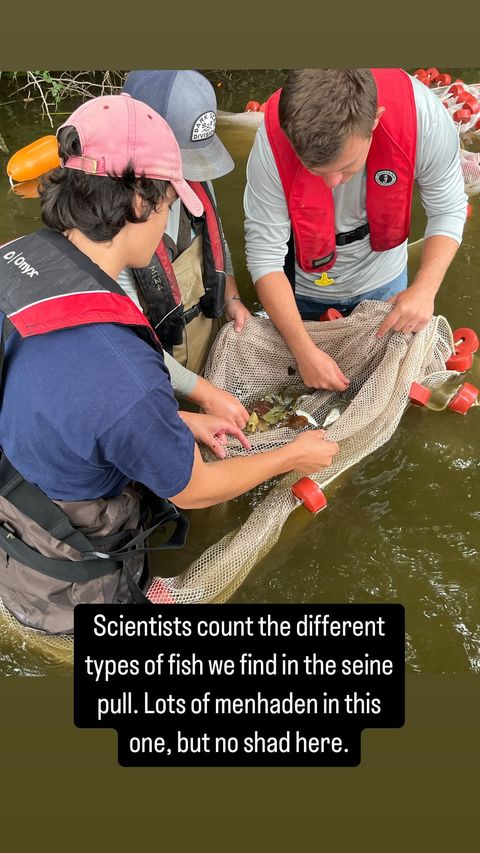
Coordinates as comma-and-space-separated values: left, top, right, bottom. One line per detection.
321, 407, 342, 428
294, 409, 318, 427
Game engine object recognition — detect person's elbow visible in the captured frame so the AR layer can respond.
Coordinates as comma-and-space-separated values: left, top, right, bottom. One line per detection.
168, 447, 214, 510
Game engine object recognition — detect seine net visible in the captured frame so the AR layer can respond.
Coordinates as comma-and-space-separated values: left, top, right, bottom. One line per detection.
0, 301, 457, 658
147, 301, 455, 605
460, 149, 480, 195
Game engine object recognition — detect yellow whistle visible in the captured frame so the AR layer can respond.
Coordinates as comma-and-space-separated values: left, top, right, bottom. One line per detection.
314, 272, 335, 286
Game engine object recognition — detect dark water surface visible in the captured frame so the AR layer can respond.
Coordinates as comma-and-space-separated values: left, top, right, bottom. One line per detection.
0, 70, 479, 674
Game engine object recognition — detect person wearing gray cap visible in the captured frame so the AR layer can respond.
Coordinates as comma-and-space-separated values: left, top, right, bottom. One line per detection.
118, 70, 251, 428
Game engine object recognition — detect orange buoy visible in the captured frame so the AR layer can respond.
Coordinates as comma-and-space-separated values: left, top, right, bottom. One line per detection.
453, 108, 472, 123
292, 478, 328, 514
451, 327, 479, 356
7, 135, 60, 184
447, 382, 479, 414
11, 177, 41, 199
244, 100, 260, 112
426, 67, 440, 82
319, 308, 343, 322
436, 73, 451, 86
448, 84, 464, 98
446, 351, 473, 372
462, 97, 480, 114
409, 382, 432, 406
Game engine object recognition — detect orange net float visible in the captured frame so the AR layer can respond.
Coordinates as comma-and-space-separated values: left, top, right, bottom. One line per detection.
425, 67, 440, 83
291, 477, 328, 514
446, 327, 479, 372
453, 108, 472, 124
319, 308, 343, 322
408, 382, 432, 406
6, 135, 60, 186
447, 382, 479, 414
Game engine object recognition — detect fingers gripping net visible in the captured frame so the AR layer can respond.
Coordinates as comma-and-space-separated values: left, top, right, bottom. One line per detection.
0, 301, 455, 655
147, 301, 454, 605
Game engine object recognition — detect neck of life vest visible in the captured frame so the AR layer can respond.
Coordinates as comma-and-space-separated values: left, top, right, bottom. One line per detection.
264, 68, 417, 274
135, 180, 227, 332
0, 229, 162, 366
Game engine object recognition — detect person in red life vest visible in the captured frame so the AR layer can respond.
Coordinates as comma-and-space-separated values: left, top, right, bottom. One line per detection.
244, 69, 468, 391
119, 70, 252, 428
0, 94, 339, 633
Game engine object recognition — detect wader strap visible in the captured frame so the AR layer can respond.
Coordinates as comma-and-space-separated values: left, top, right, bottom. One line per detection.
0, 452, 189, 583
0, 451, 101, 555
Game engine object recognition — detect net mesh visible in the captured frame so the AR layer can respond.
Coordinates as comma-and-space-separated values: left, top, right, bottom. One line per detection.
432, 82, 480, 138
147, 301, 455, 605
0, 301, 456, 656
0, 596, 73, 667
459, 149, 480, 195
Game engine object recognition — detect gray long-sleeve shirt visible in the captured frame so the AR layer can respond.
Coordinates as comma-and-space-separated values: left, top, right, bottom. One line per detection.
244, 75, 468, 300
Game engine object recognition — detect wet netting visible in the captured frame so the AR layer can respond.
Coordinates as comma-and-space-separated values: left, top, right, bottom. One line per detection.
0, 301, 456, 661
460, 149, 480, 196
147, 301, 455, 604
0, 597, 74, 667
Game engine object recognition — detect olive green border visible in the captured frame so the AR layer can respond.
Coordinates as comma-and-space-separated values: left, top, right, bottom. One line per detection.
2, 0, 479, 843
1, 675, 478, 843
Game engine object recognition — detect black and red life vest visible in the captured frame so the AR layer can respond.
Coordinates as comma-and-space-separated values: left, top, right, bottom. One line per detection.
0, 228, 188, 590
264, 68, 417, 273
0, 228, 161, 360
131, 181, 227, 349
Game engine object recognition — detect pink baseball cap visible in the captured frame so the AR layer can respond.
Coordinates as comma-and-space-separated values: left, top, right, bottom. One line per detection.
57, 93, 203, 217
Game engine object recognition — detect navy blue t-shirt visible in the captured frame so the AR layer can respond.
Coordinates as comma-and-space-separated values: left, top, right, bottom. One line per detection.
0, 317, 195, 501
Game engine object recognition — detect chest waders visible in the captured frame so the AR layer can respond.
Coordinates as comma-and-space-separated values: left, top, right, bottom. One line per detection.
132, 181, 227, 374
0, 228, 188, 634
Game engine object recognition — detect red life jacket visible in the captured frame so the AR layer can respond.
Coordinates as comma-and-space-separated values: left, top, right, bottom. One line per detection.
264, 68, 417, 273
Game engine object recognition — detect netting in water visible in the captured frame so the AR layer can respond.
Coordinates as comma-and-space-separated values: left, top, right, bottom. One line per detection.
459, 149, 480, 195
147, 301, 455, 604
0, 596, 73, 667
0, 301, 457, 658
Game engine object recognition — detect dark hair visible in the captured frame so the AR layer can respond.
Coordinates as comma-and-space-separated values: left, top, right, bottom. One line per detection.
278, 69, 378, 169
39, 126, 169, 242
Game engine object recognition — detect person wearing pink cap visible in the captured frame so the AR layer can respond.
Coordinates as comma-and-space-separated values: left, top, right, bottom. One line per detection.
0, 93, 339, 633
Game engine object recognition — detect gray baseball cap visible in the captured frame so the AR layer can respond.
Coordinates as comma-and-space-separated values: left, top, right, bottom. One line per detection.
122, 70, 235, 182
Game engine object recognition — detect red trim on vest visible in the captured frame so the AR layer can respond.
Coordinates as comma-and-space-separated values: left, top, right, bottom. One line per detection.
9, 291, 156, 339
188, 182, 225, 271
264, 69, 417, 273
153, 182, 226, 299
154, 242, 182, 306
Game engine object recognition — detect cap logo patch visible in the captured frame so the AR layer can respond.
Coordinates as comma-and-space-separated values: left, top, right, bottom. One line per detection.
191, 111, 216, 141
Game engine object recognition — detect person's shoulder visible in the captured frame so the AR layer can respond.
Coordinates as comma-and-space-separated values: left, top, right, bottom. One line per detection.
409, 74, 446, 120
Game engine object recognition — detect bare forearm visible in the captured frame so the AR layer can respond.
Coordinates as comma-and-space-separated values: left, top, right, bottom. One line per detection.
171, 444, 299, 509
255, 271, 314, 358
224, 274, 240, 300
412, 234, 461, 296
255, 271, 349, 391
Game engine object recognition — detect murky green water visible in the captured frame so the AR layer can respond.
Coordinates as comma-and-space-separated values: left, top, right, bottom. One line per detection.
0, 70, 479, 675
